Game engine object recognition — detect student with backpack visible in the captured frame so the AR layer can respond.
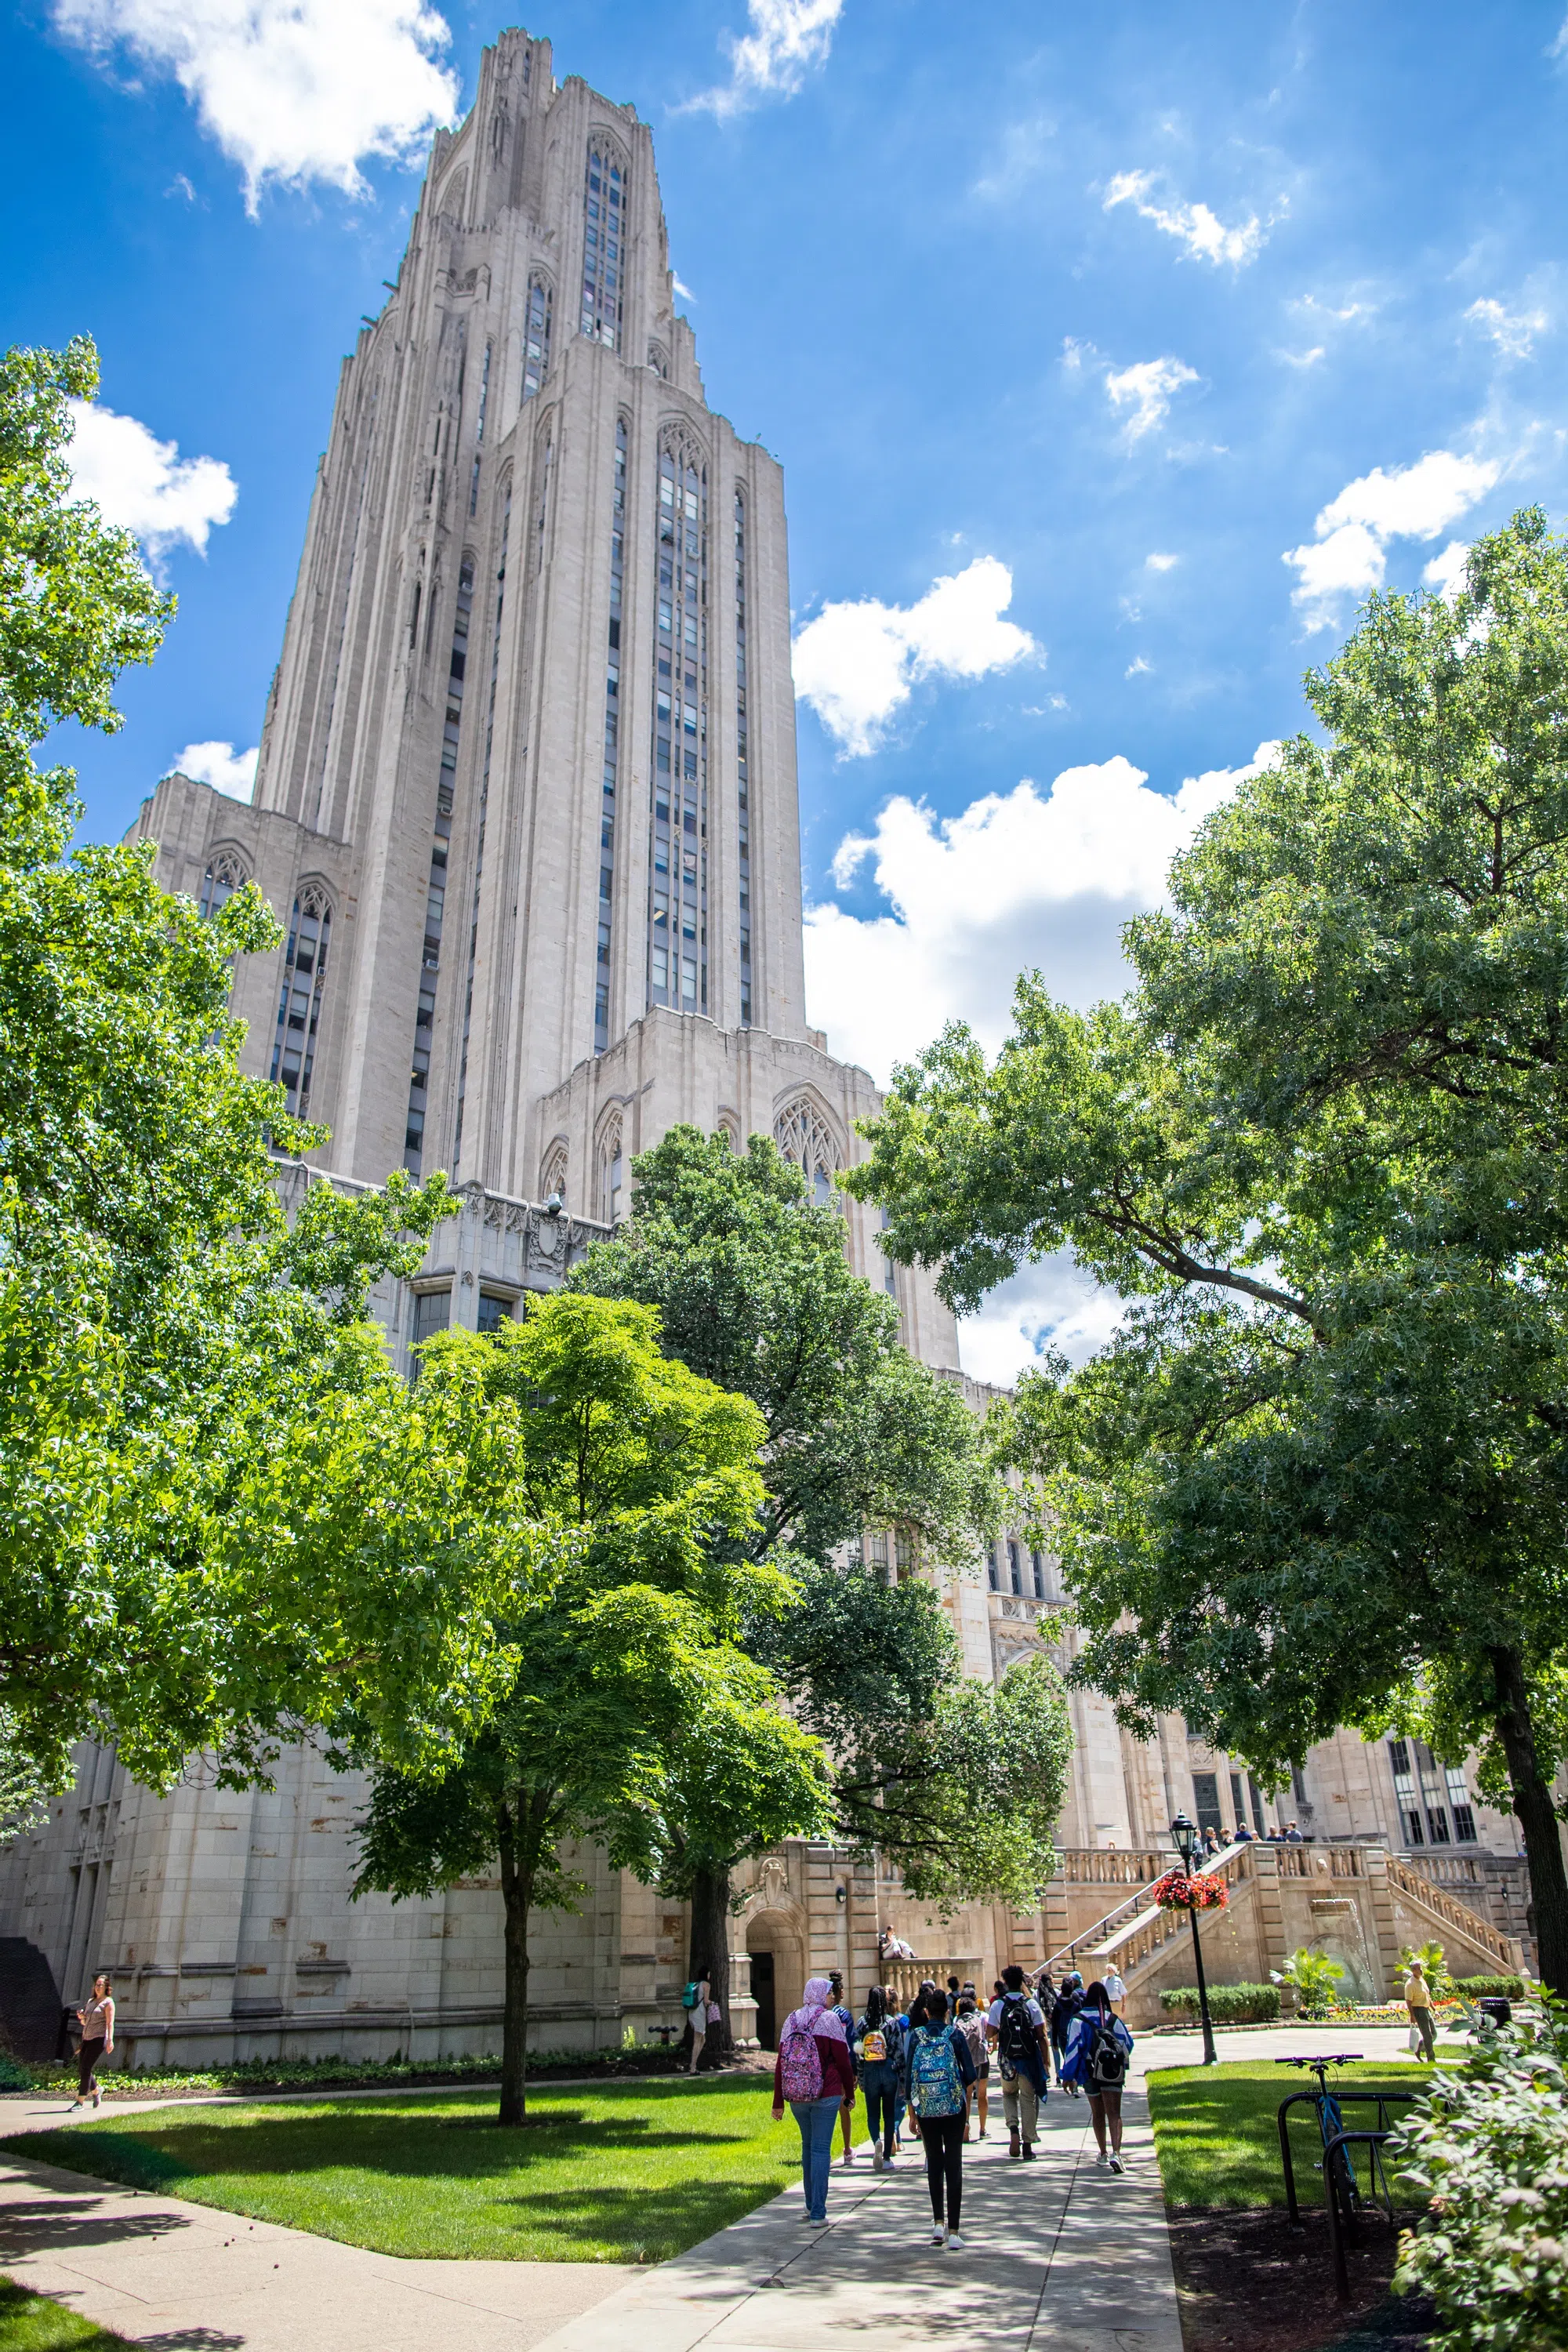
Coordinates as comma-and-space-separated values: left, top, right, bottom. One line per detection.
985, 1963, 1049, 2158
956, 1995, 989, 2140
828, 1970, 858, 2166
1060, 1977, 1135, 2172
854, 1986, 903, 2171
902, 1987, 977, 2247
684, 1966, 715, 2074
1051, 1972, 1085, 2093
771, 1975, 857, 2226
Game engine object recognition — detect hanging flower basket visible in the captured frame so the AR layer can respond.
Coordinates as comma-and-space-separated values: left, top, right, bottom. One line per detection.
1151, 1868, 1229, 1912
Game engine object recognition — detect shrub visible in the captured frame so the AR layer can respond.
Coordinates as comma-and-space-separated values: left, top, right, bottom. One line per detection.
1160, 1983, 1280, 2024
0, 2049, 31, 2091
1390, 2000, 1568, 2352
1453, 1976, 1527, 2002
1270, 1947, 1346, 2017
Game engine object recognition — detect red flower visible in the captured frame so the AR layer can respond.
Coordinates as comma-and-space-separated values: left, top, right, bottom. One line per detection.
1151, 1868, 1229, 1911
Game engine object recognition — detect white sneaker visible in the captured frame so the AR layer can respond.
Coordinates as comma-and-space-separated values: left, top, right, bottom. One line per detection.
1095, 2152, 1112, 2171
841, 2147, 855, 2167
946, 2230, 966, 2249
871, 2146, 884, 2173
929, 2226, 946, 2246
1109, 2154, 1124, 2174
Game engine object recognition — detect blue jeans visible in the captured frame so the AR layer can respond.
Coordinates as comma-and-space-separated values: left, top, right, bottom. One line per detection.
790, 2095, 841, 2220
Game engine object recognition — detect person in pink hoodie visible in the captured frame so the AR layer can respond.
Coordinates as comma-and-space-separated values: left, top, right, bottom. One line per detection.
772, 1975, 856, 2225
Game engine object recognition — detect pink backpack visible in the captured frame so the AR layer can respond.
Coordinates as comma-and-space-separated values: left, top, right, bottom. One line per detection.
779, 2017, 824, 2103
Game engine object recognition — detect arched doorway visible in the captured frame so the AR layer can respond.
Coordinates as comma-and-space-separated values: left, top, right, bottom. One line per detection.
746, 1911, 804, 2050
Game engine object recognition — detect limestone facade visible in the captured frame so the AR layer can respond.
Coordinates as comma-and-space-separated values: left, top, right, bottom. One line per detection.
0, 31, 1544, 2068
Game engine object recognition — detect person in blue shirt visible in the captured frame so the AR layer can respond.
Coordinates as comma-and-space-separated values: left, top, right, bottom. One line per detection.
1060, 1978, 1135, 2173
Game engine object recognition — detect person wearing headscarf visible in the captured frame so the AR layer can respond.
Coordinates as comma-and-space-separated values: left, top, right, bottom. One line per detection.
771, 1976, 856, 2227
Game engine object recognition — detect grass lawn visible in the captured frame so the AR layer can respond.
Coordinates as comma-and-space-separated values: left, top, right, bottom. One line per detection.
1145, 2058, 1450, 2209
0, 2278, 132, 2350
3, 2076, 797, 2265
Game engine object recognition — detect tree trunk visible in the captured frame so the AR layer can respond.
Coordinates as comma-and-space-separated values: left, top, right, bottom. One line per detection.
496, 1799, 533, 2125
1489, 1643, 1568, 1996
689, 1863, 733, 2067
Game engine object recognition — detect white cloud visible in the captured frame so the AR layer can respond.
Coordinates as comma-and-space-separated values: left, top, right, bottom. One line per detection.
1124, 655, 1151, 677
1145, 551, 1179, 572
1278, 344, 1325, 369
52, 0, 459, 210
1105, 355, 1199, 441
957, 1254, 1127, 1388
1465, 297, 1546, 361
1283, 450, 1500, 627
793, 555, 1035, 757
804, 742, 1281, 1086
171, 740, 258, 800
1103, 169, 1269, 267
1422, 540, 1470, 601
684, 0, 843, 118
67, 399, 237, 560
673, 274, 695, 302
810, 742, 1280, 1384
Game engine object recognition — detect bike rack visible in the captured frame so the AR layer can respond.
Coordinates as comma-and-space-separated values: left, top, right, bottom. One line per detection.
1276, 2085, 1417, 2223
1322, 2128, 1398, 2302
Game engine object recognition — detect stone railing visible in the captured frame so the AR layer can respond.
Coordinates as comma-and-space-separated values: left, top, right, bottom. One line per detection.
1054, 1849, 1171, 1886
1275, 1844, 1365, 1880
1080, 1841, 1254, 1984
883, 1958, 982, 2009
1385, 1856, 1516, 1968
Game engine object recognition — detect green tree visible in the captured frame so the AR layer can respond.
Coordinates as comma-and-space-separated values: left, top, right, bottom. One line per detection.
850, 511, 1568, 1996
0, 336, 480, 1794
572, 1127, 1070, 2024
352, 1294, 829, 2121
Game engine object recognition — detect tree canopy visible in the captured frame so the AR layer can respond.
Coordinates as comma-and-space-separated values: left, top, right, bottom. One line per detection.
850, 510, 1568, 1993
353, 1294, 829, 2118
0, 337, 481, 1793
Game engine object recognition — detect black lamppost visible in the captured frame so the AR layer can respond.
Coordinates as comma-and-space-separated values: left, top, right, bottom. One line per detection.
1171, 1813, 1218, 2067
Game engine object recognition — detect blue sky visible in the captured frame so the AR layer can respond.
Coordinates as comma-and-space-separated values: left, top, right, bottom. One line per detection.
9, 0, 1568, 1372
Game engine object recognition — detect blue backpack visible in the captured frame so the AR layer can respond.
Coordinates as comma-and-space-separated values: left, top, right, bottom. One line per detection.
909, 2024, 964, 2118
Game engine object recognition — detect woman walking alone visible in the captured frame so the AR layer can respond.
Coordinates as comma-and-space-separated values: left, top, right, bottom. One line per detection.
71, 1974, 114, 2110
902, 1988, 976, 2248
771, 1976, 855, 2227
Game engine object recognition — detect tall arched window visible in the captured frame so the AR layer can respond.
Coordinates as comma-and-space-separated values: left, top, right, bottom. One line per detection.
522, 276, 553, 400
404, 557, 475, 1175
734, 487, 750, 1026
199, 849, 248, 918
597, 417, 628, 1054
269, 884, 332, 1116
581, 146, 626, 350
597, 1115, 625, 1223
539, 1140, 569, 1204
774, 1096, 840, 1205
647, 432, 708, 1015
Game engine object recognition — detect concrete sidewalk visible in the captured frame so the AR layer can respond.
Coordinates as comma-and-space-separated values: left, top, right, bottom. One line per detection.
528, 2089, 1182, 2352
0, 2147, 633, 2351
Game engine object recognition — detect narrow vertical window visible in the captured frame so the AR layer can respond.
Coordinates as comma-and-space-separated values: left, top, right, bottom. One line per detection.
269, 886, 332, 1118
581, 147, 626, 350
734, 488, 750, 1026
404, 558, 474, 1176
454, 481, 511, 1173
597, 418, 628, 1054
522, 278, 553, 400
648, 437, 707, 1015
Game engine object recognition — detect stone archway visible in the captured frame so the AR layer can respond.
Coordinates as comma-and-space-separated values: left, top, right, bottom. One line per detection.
746, 1910, 805, 2051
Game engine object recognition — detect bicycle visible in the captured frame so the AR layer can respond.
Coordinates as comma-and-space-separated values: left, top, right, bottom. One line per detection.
1275, 2053, 1364, 2234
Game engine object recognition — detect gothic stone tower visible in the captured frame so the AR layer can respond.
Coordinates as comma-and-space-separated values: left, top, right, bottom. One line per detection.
132, 26, 954, 1352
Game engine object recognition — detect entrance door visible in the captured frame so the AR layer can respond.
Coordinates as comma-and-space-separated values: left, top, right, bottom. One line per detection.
750, 1951, 776, 2050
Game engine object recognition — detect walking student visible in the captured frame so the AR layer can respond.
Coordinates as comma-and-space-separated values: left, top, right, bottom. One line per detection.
1104, 1962, 1128, 2020
829, 1969, 858, 2165
1403, 1957, 1439, 2061
771, 1976, 856, 2227
956, 1994, 989, 2140
1051, 1971, 1084, 2092
684, 1964, 714, 2074
855, 1986, 902, 2170
71, 1973, 114, 2110
1061, 1978, 1135, 2172
987, 1963, 1048, 2158
903, 1987, 976, 2247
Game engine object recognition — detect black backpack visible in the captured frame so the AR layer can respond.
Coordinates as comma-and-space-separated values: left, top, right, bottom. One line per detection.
1087, 2013, 1127, 2091
998, 1994, 1036, 2065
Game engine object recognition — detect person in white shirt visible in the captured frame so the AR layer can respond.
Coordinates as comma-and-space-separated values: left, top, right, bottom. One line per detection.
1104, 1965, 1128, 2019
985, 1964, 1049, 2158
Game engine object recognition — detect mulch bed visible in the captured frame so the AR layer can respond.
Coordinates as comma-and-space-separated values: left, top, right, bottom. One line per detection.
1167, 2206, 1436, 2352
